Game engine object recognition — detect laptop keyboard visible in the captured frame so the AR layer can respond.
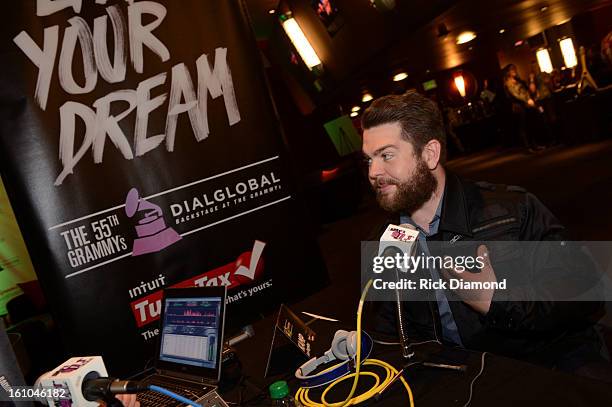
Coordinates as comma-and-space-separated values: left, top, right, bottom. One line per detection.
138, 375, 212, 406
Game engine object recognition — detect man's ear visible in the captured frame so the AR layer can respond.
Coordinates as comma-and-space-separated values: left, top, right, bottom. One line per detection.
421, 139, 442, 170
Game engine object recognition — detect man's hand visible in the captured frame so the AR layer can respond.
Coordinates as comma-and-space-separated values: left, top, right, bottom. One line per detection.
441, 245, 496, 315
98, 394, 140, 407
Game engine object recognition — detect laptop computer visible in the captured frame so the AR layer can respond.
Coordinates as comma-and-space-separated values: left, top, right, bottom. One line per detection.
136, 286, 227, 406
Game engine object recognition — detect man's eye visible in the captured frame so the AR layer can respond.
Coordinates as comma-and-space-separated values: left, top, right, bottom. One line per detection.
363, 157, 372, 166
382, 153, 393, 161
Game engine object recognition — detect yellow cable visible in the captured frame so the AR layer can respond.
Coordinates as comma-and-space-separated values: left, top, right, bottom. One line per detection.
295, 359, 414, 407
322, 371, 380, 405
294, 279, 415, 407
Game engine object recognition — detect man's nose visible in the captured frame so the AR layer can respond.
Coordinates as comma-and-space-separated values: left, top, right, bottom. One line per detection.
368, 159, 384, 181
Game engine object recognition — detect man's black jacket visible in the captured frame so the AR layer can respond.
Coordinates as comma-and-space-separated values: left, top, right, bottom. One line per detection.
367, 171, 605, 369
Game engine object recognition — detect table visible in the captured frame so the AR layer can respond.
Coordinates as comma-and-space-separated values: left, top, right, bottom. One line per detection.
225, 334, 612, 406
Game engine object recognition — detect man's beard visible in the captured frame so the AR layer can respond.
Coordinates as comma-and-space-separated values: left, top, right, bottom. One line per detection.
374, 159, 437, 214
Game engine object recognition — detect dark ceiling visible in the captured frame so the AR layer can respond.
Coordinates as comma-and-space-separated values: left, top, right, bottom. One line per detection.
245, 0, 612, 106
392, 0, 612, 71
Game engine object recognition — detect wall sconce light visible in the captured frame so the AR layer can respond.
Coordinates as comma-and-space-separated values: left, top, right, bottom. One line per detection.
350, 111, 358, 118
281, 14, 322, 69
536, 48, 553, 73
362, 92, 373, 102
351, 105, 361, 112
559, 37, 577, 68
453, 72, 466, 97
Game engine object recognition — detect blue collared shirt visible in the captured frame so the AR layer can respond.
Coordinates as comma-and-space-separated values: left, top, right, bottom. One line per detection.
400, 195, 464, 346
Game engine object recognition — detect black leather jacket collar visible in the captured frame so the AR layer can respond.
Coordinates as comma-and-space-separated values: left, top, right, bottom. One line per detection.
438, 170, 474, 238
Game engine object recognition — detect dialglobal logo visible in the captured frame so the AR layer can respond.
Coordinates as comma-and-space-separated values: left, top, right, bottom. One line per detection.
170, 171, 282, 224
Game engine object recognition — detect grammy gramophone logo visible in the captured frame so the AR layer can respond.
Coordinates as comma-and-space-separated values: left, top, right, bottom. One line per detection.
124, 188, 181, 256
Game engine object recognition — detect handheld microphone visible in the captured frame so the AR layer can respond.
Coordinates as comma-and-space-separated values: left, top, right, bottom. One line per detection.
36, 356, 109, 406
36, 357, 145, 406
82, 377, 147, 401
378, 224, 419, 359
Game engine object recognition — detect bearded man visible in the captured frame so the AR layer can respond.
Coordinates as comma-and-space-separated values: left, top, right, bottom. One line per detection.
361, 91, 610, 381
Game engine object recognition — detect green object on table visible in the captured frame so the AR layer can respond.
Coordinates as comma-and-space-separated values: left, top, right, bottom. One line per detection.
269, 380, 290, 399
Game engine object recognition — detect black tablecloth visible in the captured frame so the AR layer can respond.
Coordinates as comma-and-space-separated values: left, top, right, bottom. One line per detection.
363, 343, 612, 406
224, 337, 612, 406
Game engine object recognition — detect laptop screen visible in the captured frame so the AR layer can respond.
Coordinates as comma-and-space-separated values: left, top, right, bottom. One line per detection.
156, 287, 226, 381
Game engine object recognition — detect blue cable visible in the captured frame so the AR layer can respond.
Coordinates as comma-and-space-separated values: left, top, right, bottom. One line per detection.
148, 385, 203, 407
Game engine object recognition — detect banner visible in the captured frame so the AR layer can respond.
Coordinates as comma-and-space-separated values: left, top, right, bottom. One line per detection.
0, 0, 327, 376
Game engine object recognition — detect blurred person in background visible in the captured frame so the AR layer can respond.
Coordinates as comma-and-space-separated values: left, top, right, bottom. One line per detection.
502, 64, 543, 153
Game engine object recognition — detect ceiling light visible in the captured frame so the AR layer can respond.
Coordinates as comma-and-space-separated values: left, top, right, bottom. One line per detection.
559, 38, 577, 68
268, 9, 275, 14
351, 105, 361, 112
362, 92, 373, 102
281, 15, 322, 69
540, 6, 549, 12
536, 48, 553, 73
499, 28, 506, 34
514, 40, 524, 47
393, 72, 408, 81
456, 31, 477, 45
350, 111, 358, 118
